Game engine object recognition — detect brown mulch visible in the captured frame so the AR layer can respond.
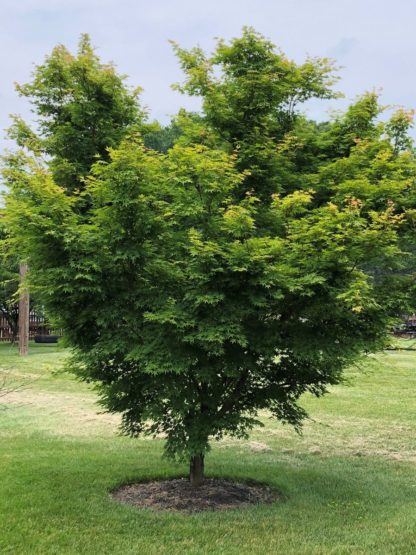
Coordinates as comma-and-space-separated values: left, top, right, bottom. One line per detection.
111, 478, 280, 513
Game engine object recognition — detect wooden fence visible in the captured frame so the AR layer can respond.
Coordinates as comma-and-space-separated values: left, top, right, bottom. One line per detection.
0, 311, 62, 342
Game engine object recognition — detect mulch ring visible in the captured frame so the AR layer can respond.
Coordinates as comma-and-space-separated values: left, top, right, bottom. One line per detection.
111, 478, 281, 513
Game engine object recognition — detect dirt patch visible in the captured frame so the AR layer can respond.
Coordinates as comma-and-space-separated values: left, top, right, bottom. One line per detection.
111, 478, 280, 513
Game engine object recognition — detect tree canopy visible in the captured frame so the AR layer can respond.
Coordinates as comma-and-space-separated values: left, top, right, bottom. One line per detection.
7, 34, 144, 194
3, 29, 416, 486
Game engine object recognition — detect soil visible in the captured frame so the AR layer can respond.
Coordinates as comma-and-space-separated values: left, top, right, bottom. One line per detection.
111, 478, 280, 513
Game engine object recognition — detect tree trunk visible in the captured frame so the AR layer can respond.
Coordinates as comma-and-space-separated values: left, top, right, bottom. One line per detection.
18, 263, 29, 356
189, 453, 204, 487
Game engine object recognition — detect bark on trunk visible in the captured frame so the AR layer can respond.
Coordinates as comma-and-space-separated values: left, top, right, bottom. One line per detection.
18, 263, 29, 357
189, 453, 204, 487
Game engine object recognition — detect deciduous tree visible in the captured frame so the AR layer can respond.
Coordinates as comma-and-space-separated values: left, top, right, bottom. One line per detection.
4, 30, 415, 487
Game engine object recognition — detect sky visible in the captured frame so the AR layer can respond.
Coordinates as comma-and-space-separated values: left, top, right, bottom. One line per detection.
0, 0, 415, 156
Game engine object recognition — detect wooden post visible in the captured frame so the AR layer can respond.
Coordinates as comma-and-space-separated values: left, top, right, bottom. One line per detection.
18, 263, 29, 356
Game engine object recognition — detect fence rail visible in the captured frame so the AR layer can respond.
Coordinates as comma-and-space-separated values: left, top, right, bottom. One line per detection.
0, 312, 62, 342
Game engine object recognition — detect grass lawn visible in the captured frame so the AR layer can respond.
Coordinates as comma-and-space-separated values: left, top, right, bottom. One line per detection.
0, 342, 415, 554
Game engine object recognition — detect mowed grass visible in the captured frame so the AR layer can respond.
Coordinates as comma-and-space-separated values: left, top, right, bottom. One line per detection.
0, 342, 415, 555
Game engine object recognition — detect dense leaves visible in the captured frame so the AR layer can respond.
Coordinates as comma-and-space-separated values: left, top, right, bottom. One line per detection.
7, 34, 143, 194
0, 217, 21, 342
3, 30, 416, 481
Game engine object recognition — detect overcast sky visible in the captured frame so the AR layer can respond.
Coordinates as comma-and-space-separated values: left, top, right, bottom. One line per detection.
1, 0, 415, 154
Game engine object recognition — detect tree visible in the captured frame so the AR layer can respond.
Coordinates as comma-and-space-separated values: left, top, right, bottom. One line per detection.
3, 30, 416, 487
0, 216, 21, 343
143, 119, 183, 153
0, 218, 42, 346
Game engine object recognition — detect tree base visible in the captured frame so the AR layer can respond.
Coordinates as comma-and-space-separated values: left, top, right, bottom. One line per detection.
190, 453, 204, 487
111, 478, 280, 513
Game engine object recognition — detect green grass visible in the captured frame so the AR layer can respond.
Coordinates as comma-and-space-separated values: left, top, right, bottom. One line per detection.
0, 342, 415, 555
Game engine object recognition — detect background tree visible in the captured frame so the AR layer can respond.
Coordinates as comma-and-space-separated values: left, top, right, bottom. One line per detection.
143, 119, 183, 153
0, 216, 42, 344
4, 30, 416, 487
0, 217, 20, 343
